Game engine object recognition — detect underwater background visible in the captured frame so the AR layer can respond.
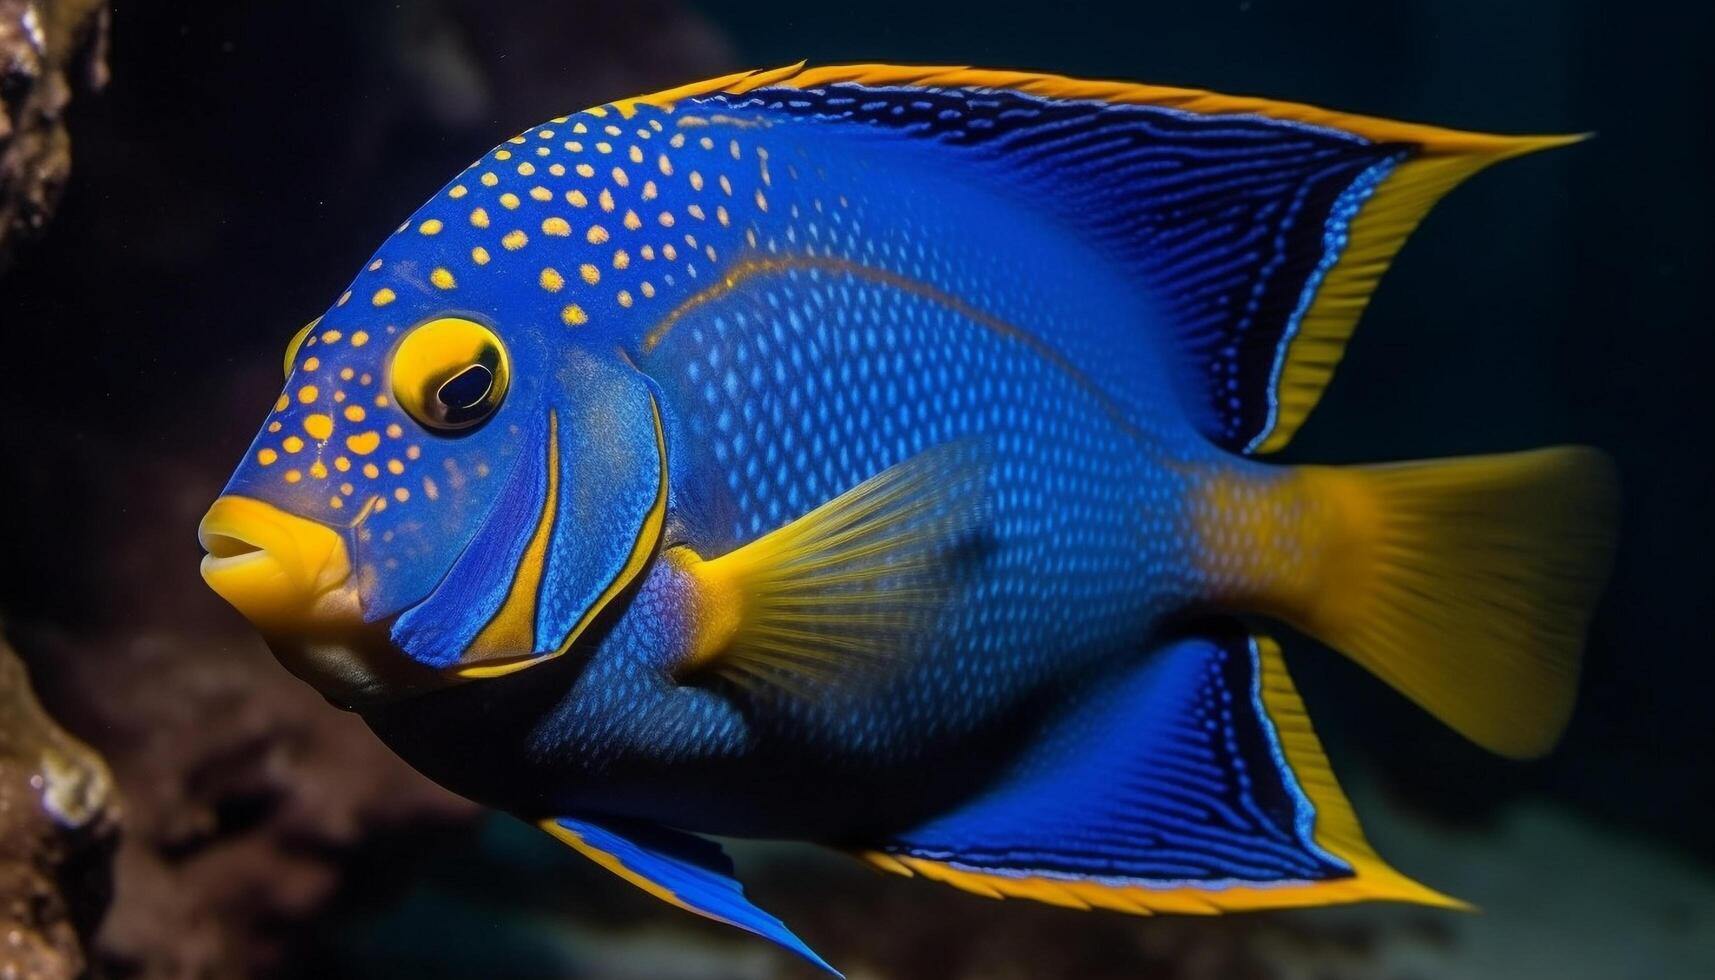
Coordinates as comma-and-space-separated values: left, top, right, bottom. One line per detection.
0, 1, 1708, 977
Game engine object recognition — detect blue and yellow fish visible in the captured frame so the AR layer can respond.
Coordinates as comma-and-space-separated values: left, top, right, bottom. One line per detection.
198, 64, 1617, 973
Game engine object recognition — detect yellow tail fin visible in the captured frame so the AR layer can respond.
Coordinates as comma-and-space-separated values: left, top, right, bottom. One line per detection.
1292, 448, 1619, 757
1200, 447, 1618, 758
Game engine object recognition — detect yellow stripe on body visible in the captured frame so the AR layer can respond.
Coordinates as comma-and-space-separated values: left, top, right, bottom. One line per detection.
640, 254, 1144, 440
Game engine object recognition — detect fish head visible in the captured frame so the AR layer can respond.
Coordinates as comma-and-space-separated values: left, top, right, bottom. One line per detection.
200, 203, 666, 708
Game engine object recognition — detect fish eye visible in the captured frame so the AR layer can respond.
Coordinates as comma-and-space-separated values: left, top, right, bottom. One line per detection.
391, 317, 510, 432
283, 317, 321, 378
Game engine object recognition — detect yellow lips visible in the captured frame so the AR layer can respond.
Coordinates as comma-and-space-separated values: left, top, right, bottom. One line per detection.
199, 496, 354, 630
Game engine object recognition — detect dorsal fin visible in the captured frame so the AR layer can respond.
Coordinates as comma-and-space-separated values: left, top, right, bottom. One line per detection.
618, 64, 1579, 453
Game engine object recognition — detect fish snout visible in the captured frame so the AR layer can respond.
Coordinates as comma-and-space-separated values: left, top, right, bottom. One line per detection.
199, 495, 355, 630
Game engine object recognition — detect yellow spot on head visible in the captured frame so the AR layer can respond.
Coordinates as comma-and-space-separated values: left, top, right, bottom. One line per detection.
344, 405, 367, 423
690, 171, 704, 191
628, 145, 644, 164
423, 477, 440, 501
623, 209, 642, 231
641, 281, 656, 298
418, 218, 443, 235
304, 414, 334, 441
596, 142, 612, 154
561, 304, 588, 326
699, 136, 714, 151
303, 356, 321, 372
275, 393, 290, 411
329, 496, 344, 510
502, 230, 528, 251
297, 385, 319, 404
472, 246, 491, 265
406, 445, 421, 460
642, 180, 658, 201
755, 189, 768, 212
500, 192, 521, 210
687, 204, 705, 220
363, 463, 380, 479
267, 421, 282, 433
549, 163, 566, 176
613, 249, 630, 270
386, 423, 404, 439
337, 290, 352, 306
579, 263, 601, 285
540, 267, 565, 292
599, 188, 615, 212
481, 171, 499, 187
340, 368, 356, 381
351, 331, 369, 348
309, 461, 329, 479
335, 456, 351, 472
257, 448, 278, 466
657, 154, 673, 176
564, 140, 583, 152
431, 267, 457, 290
369, 260, 383, 271
321, 329, 342, 344
567, 189, 588, 207
530, 185, 553, 202
372, 288, 396, 307
450, 184, 468, 199
612, 167, 630, 188
387, 459, 405, 476
283, 435, 305, 453
496, 149, 512, 161
586, 224, 609, 244
719, 174, 732, 196
470, 207, 491, 228
518, 162, 536, 177
542, 217, 571, 236
640, 244, 655, 260
394, 487, 411, 503
658, 211, 675, 228
576, 163, 595, 178
617, 290, 633, 308
538, 129, 555, 139
346, 431, 381, 455
285, 469, 302, 484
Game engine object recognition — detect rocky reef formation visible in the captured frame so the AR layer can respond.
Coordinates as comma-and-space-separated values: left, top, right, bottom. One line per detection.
0, 633, 117, 980
0, 0, 107, 272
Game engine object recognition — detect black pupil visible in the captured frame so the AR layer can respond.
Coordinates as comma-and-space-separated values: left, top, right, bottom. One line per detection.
437, 364, 494, 413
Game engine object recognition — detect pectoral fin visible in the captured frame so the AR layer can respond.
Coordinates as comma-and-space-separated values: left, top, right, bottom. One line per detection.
540, 815, 837, 975
675, 442, 991, 694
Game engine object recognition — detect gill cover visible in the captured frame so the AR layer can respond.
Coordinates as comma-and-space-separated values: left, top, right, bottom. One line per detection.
391, 350, 667, 673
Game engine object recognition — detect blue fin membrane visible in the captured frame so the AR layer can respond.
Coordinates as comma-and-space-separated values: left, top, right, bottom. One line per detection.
649, 65, 1576, 453
541, 815, 838, 976
852, 629, 1463, 913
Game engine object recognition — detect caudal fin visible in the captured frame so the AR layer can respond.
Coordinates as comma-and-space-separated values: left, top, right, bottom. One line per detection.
1286, 448, 1618, 758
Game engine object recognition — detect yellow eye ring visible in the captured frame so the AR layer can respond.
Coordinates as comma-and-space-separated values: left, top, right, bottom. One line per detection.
283, 317, 320, 378
390, 317, 510, 432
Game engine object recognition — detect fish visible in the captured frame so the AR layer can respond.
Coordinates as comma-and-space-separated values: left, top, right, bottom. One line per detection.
197, 64, 1618, 974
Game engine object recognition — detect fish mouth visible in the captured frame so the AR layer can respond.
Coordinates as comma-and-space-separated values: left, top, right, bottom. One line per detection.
199, 495, 357, 630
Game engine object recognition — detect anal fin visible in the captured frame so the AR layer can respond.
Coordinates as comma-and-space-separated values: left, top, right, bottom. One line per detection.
541, 815, 837, 975
850, 629, 1462, 914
